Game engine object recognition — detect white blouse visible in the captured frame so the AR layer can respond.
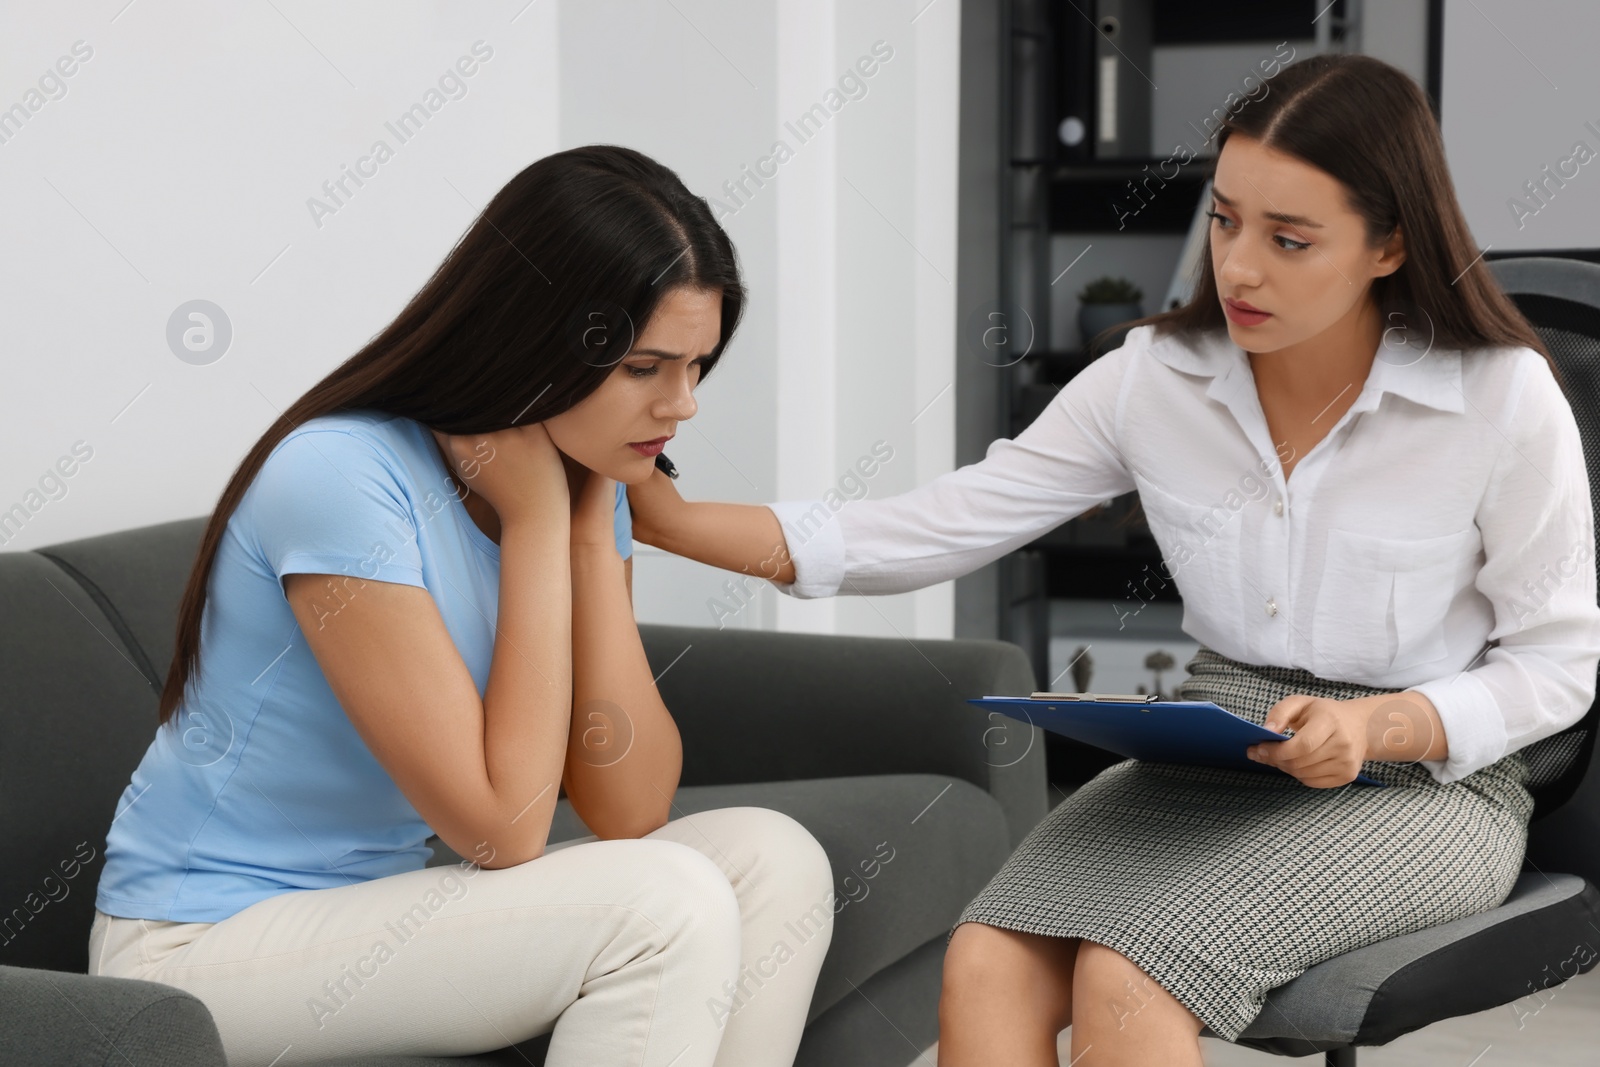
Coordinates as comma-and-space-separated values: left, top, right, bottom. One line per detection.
764, 324, 1600, 786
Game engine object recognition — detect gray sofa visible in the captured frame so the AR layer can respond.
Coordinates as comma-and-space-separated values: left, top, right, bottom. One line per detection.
0, 515, 1047, 1066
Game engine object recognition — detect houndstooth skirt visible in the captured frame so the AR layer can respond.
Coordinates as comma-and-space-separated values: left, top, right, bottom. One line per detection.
951, 646, 1589, 1042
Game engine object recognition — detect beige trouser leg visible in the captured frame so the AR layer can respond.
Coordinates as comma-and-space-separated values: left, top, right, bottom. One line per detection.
89, 806, 834, 1067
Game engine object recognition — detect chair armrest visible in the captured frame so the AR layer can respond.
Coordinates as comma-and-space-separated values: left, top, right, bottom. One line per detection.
638, 622, 1049, 849
0, 964, 226, 1066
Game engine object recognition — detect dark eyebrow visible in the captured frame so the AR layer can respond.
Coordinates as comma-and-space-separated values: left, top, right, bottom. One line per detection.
627, 348, 713, 360
1211, 187, 1324, 229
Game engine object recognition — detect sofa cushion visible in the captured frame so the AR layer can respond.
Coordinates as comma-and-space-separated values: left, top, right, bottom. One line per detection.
31, 516, 206, 692
0, 965, 228, 1067
0, 552, 167, 974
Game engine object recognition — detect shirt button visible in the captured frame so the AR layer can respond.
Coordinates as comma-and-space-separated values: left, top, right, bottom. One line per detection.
1266, 597, 1278, 616
1274, 497, 1284, 516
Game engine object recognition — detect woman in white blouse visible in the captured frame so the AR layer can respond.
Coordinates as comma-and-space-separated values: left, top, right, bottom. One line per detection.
625, 53, 1600, 1066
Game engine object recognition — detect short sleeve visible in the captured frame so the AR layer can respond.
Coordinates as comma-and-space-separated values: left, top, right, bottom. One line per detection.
248, 431, 426, 589
614, 481, 633, 560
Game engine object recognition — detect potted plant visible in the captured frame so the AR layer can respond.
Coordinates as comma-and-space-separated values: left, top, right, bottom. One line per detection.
1077, 276, 1144, 353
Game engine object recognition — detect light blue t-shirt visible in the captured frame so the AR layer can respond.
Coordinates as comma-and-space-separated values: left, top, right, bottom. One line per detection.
94, 409, 632, 922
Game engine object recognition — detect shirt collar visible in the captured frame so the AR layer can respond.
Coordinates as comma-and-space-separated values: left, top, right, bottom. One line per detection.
1144, 325, 1465, 415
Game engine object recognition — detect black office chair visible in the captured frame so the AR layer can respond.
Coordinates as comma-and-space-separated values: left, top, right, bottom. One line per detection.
1200, 256, 1600, 1064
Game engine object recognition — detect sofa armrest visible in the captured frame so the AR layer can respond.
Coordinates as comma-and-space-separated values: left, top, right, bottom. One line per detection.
637, 622, 1049, 849
0, 964, 226, 1066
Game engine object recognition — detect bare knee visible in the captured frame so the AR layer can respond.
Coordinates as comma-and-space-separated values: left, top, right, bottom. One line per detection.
1072, 940, 1202, 1038
941, 922, 1079, 1031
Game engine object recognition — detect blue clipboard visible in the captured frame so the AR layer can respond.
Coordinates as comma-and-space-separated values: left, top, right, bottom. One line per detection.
968, 693, 1386, 787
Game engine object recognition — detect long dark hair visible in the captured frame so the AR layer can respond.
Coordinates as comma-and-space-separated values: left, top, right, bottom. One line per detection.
157, 144, 745, 726
1093, 52, 1560, 389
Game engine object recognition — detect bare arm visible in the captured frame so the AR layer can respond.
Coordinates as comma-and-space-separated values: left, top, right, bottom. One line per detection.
478, 517, 575, 861
561, 545, 683, 837
560, 469, 682, 837
284, 423, 578, 870
284, 513, 572, 871
627, 469, 796, 583
1362, 690, 1449, 763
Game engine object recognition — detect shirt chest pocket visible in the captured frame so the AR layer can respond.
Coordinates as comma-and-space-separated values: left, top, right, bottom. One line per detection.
1311, 527, 1480, 678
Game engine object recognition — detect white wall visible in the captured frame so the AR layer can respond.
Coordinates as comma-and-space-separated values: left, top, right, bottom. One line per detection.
0, 4, 560, 550
1359, 0, 1429, 86
0, 1, 964, 641
559, 0, 961, 641
1440, 0, 1600, 251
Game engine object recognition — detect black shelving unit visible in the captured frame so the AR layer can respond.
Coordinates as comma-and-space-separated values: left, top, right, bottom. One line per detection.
995, 0, 1054, 689
996, 0, 1209, 690
994, 1, 1355, 692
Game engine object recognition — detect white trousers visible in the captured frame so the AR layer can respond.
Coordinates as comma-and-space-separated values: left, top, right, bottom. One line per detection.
89, 806, 836, 1067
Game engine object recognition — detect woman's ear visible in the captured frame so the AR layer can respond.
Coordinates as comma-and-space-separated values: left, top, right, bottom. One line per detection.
1374, 224, 1406, 278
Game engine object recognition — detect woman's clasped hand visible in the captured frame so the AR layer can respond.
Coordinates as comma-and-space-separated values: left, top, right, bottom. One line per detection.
430, 422, 622, 555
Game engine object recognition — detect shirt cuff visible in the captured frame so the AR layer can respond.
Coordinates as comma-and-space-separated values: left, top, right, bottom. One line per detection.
1407, 671, 1509, 785
762, 500, 846, 599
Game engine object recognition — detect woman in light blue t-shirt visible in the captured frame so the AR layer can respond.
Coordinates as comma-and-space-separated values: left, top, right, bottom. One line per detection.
88, 145, 833, 1067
